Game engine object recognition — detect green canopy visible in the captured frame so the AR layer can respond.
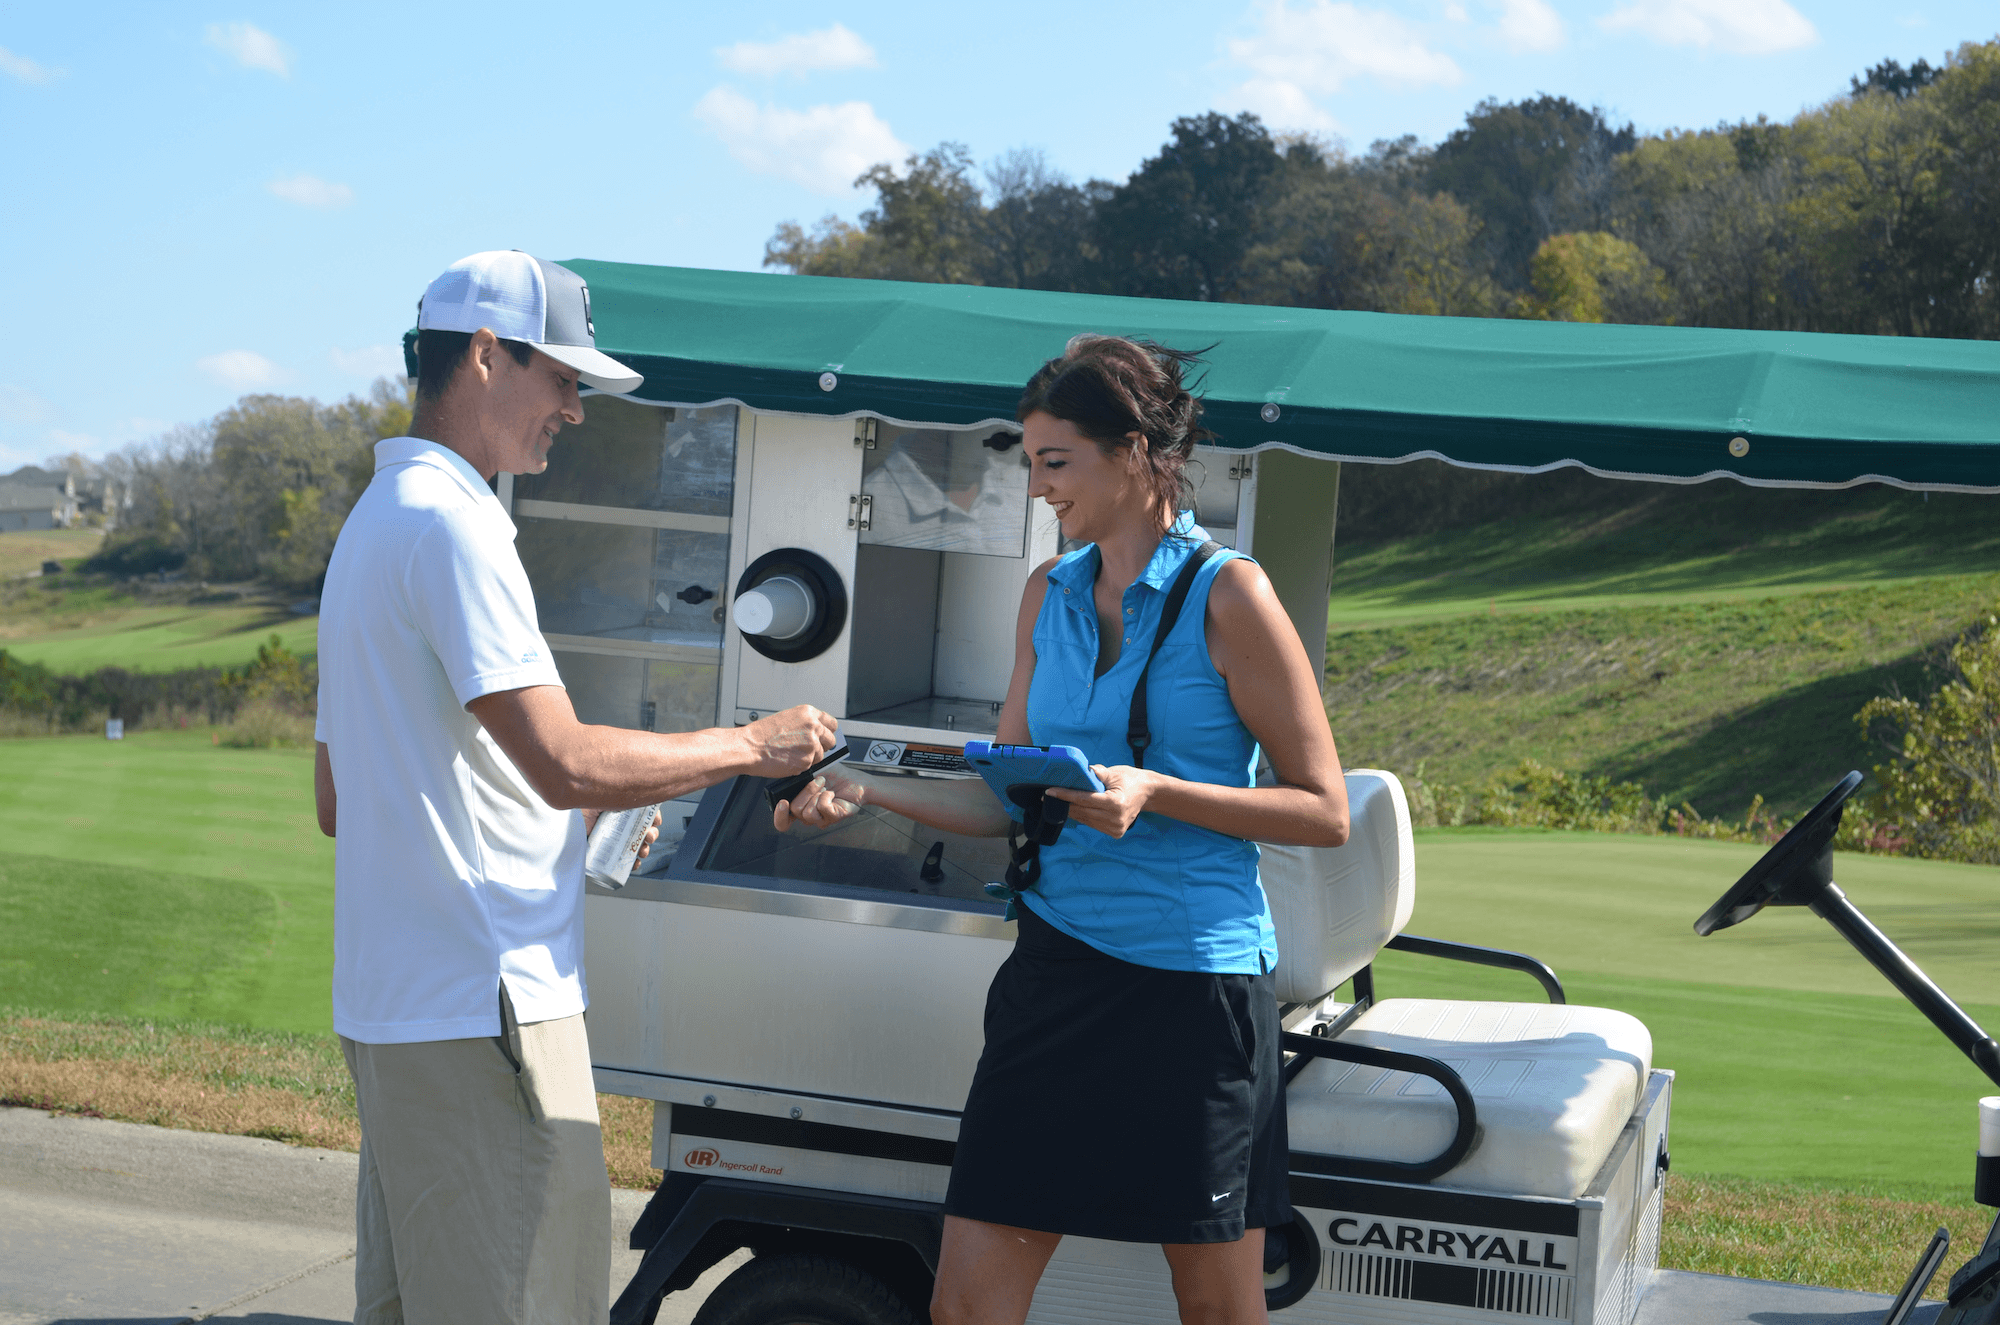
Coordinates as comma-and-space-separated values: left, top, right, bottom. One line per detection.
530, 261, 2000, 492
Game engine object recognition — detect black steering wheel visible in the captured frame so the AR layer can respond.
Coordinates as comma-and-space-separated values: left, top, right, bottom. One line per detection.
1693, 770, 1863, 936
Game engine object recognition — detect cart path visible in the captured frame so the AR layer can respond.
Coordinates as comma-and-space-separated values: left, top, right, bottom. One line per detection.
0, 1105, 1947, 1324
0, 1106, 741, 1325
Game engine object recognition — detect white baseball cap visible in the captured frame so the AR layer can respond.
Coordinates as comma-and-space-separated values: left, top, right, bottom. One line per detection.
417, 250, 643, 394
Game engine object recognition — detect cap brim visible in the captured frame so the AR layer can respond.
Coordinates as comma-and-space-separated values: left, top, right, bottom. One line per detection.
537, 342, 643, 394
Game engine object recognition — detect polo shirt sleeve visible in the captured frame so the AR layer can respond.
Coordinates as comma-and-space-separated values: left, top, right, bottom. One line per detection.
406, 509, 565, 708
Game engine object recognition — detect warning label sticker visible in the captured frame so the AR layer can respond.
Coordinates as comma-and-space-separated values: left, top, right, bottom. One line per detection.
859, 739, 971, 775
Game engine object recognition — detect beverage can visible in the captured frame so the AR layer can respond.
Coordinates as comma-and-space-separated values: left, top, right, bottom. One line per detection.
584, 804, 661, 890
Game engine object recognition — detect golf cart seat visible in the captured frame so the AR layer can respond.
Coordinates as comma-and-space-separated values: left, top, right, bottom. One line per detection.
1262, 770, 1655, 1201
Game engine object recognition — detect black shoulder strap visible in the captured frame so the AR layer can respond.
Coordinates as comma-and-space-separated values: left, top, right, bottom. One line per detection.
1127, 539, 1223, 768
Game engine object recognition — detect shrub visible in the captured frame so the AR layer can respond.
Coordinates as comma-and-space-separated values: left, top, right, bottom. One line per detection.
83, 534, 187, 576
1854, 613, 2000, 864
220, 634, 314, 712
220, 698, 316, 749
1476, 759, 1664, 833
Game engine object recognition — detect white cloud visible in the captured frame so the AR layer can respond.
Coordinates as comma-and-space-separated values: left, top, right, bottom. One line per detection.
717, 24, 879, 78
1445, 2, 1471, 19
0, 45, 64, 84
330, 345, 405, 378
1230, 78, 1345, 133
693, 86, 907, 195
1229, 1, 1462, 94
1496, 0, 1566, 51
1598, 0, 1815, 53
1223, 1, 1461, 132
205, 21, 291, 76
196, 350, 284, 391
0, 386, 55, 426
268, 173, 353, 209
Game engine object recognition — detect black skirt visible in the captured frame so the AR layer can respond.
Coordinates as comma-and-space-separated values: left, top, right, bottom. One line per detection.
944, 900, 1289, 1244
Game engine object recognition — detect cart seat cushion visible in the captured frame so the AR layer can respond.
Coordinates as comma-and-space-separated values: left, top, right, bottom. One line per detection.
1286, 998, 1653, 1201
1260, 769, 1414, 1004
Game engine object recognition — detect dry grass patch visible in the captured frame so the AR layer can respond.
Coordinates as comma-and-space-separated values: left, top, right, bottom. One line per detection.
1664, 1171, 1988, 1296
601, 1091, 661, 1189
1, 1010, 359, 1149
0, 1010, 663, 1188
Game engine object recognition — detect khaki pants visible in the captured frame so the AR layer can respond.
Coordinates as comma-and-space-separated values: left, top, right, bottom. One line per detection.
341, 990, 611, 1325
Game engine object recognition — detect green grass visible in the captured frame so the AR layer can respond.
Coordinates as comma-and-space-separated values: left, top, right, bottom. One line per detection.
0, 730, 332, 1031
1326, 575, 2000, 817
1374, 829, 2000, 1199
2, 596, 319, 673
0, 856, 280, 1023
1328, 483, 2000, 627
0, 570, 318, 673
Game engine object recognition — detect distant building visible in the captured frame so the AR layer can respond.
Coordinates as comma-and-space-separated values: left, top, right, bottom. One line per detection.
0, 481, 77, 532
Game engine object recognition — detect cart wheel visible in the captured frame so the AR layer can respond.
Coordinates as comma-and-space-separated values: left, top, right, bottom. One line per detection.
689, 1254, 917, 1325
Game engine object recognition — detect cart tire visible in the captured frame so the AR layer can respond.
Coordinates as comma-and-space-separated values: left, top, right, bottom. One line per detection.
689, 1254, 918, 1325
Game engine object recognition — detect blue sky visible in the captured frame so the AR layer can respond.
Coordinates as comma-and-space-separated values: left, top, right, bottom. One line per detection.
2, 1, 1990, 471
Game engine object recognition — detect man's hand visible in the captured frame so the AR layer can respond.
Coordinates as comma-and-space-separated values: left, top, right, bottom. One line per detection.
738, 705, 839, 779
580, 807, 663, 864
1044, 765, 1155, 838
775, 768, 868, 832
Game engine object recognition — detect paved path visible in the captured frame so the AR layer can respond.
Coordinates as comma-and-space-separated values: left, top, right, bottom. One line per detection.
1638, 1269, 1942, 1325
0, 1105, 1952, 1324
0, 1107, 740, 1325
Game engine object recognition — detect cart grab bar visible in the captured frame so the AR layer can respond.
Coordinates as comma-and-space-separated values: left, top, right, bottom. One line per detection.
1281, 1033, 1480, 1184
1386, 933, 1566, 1004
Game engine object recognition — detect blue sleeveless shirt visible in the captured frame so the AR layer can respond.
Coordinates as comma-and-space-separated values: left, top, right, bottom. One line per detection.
1021, 514, 1278, 975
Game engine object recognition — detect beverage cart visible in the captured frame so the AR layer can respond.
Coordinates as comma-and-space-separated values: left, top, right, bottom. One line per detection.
412, 264, 2000, 1324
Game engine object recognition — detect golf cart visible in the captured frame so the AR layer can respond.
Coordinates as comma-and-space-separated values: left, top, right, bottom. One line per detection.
424, 263, 2000, 1324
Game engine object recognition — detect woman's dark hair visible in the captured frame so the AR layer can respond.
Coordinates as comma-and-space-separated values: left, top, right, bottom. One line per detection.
414, 329, 536, 402
1016, 335, 1214, 529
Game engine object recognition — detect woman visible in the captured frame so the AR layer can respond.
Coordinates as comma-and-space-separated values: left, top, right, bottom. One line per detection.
777, 335, 1348, 1325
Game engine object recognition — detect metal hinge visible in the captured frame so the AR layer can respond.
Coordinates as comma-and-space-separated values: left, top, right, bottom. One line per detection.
848, 493, 873, 530
854, 419, 878, 449
1229, 458, 1254, 480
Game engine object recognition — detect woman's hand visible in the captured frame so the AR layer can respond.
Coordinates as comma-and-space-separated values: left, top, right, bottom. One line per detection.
774, 768, 868, 832
1044, 765, 1155, 838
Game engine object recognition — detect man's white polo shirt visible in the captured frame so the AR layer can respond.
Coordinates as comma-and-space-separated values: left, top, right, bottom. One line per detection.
316, 437, 585, 1044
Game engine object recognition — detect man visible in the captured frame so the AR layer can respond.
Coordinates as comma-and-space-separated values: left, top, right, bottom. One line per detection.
313, 250, 835, 1325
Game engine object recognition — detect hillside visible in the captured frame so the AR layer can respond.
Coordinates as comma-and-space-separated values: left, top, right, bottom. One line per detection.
1324, 463, 2000, 817
0, 539, 317, 674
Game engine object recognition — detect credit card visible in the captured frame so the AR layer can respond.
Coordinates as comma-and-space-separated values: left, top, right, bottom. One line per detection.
764, 745, 853, 811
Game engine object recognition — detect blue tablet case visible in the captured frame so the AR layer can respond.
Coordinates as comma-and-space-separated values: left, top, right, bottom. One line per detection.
963, 740, 1105, 819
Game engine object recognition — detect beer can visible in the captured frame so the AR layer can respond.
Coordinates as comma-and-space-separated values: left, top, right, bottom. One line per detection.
584, 804, 661, 890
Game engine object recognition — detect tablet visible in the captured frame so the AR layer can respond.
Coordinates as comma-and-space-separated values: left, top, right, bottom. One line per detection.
963, 740, 1105, 818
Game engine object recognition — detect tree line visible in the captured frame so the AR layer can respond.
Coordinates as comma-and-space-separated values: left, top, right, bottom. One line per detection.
76, 378, 411, 592
766, 41, 2000, 339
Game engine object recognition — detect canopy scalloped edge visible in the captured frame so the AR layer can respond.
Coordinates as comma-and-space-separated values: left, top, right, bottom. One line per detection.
581, 389, 2000, 495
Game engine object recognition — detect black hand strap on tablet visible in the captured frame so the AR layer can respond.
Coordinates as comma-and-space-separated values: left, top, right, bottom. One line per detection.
1127, 539, 1222, 768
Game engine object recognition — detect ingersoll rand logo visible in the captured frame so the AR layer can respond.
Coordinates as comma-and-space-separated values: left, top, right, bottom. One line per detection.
683, 1147, 720, 1168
